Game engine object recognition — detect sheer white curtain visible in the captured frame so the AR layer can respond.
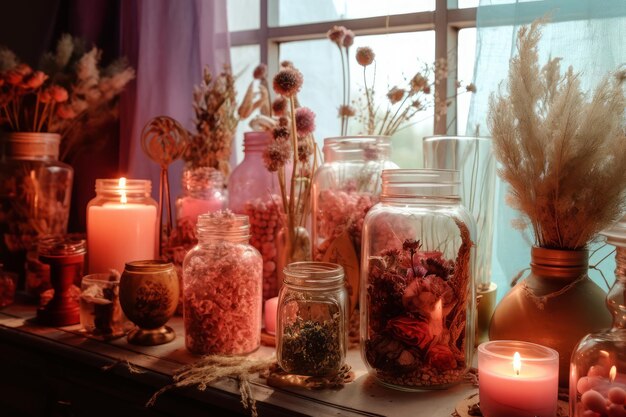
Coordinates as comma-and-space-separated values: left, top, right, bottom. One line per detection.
466, 0, 626, 299
119, 0, 231, 202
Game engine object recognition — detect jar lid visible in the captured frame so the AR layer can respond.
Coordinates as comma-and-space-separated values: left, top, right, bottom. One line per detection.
283, 262, 344, 288
1, 132, 61, 160
602, 214, 626, 248
95, 178, 152, 194
196, 210, 250, 239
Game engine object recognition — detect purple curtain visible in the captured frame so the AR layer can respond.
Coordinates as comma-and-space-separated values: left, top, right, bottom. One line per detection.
119, 0, 231, 204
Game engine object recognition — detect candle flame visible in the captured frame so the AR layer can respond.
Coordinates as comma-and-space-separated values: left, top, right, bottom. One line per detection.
610, 366, 617, 383
513, 352, 521, 376
118, 177, 127, 204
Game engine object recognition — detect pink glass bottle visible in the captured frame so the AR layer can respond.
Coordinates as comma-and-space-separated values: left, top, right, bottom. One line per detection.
228, 131, 283, 300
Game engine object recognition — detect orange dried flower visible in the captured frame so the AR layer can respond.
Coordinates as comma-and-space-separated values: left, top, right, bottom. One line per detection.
356, 47, 375, 66
272, 67, 303, 98
48, 85, 68, 103
387, 87, 405, 104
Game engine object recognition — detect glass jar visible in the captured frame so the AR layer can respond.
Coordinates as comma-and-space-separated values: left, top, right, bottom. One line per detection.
87, 178, 158, 274
176, 167, 227, 226
570, 216, 626, 417
312, 136, 397, 343
229, 131, 283, 301
80, 272, 127, 339
182, 211, 262, 355
361, 169, 476, 390
277, 262, 348, 377
0, 133, 73, 282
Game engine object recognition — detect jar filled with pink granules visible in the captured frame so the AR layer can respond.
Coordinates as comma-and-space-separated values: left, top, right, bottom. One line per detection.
182, 210, 263, 355
311, 136, 397, 344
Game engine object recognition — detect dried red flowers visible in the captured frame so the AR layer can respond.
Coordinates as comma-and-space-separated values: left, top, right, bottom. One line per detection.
365, 238, 470, 386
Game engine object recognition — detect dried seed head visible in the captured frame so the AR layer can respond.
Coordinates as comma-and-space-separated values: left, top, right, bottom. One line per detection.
273, 67, 303, 97
295, 107, 316, 136
356, 47, 375, 66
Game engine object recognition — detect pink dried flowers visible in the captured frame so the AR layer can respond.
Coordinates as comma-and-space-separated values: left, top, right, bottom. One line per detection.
356, 47, 375, 67
295, 107, 316, 136
327, 25, 356, 135
272, 67, 303, 97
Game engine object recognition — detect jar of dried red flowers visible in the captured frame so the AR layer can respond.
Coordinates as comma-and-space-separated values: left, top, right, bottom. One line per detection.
361, 169, 476, 390
182, 210, 262, 355
277, 262, 348, 377
311, 136, 397, 343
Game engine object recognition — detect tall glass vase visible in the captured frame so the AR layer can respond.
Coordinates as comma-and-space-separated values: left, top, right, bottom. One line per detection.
423, 135, 496, 344
0, 133, 73, 284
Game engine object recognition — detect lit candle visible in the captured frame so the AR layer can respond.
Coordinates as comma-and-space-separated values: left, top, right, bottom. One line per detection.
87, 178, 157, 274
478, 340, 559, 417
264, 297, 278, 335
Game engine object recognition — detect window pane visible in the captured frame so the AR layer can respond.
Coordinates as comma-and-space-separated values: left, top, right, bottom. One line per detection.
231, 45, 261, 163
457, 28, 476, 134
273, 0, 434, 27
456, 0, 479, 8
228, 0, 260, 31
280, 31, 435, 168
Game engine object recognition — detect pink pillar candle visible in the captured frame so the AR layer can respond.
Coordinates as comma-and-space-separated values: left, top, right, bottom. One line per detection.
478, 340, 559, 417
87, 178, 157, 274
264, 297, 278, 335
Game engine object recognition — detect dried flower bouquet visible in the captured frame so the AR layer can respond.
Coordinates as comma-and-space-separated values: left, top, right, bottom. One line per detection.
489, 19, 626, 250
0, 34, 135, 161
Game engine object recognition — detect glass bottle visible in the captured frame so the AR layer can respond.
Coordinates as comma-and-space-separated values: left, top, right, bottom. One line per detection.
0, 132, 73, 283
87, 179, 158, 274
570, 216, 626, 417
311, 136, 397, 343
277, 262, 348, 377
176, 167, 227, 226
360, 169, 476, 390
182, 211, 262, 355
229, 131, 283, 300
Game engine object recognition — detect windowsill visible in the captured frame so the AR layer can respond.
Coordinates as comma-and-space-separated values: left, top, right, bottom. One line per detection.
0, 302, 477, 416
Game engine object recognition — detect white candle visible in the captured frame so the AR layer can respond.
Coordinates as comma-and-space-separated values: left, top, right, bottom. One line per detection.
479, 340, 559, 417
87, 178, 157, 274
264, 297, 278, 335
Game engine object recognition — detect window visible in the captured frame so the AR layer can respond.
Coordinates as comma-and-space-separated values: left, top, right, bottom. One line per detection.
227, 0, 477, 167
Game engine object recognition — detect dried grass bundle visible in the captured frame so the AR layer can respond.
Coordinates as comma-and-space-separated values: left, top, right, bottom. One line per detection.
489, 19, 626, 250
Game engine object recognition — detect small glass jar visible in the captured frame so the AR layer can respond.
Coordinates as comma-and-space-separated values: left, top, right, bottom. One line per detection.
87, 178, 158, 274
0, 133, 73, 282
570, 216, 626, 417
361, 169, 476, 390
176, 167, 227, 226
277, 262, 348, 377
229, 131, 283, 301
182, 211, 262, 355
80, 272, 127, 339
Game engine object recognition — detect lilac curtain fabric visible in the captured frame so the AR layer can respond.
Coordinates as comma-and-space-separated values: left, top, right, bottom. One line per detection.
119, 0, 231, 203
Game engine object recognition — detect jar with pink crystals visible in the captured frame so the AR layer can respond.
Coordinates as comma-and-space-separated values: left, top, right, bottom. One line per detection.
228, 131, 283, 301
182, 210, 262, 355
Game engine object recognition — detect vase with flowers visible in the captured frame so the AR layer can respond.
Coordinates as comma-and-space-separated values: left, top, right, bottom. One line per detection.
0, 35, 134, 282
487, 19, 626, 386
254, 62, 318, 276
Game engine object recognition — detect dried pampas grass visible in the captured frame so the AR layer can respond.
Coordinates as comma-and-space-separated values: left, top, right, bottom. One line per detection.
489, 18, 626, 250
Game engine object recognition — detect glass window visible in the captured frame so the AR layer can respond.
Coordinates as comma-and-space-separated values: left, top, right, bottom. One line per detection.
457, 0, 479, 8
457, 28, 476, 134
231, 44, 261, 163
280, 31, 435, 168
272, 0, 434, 27
227, 0, 260, 31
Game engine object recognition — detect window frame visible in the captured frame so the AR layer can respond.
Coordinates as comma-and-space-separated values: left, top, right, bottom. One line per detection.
229, 0, 478, 135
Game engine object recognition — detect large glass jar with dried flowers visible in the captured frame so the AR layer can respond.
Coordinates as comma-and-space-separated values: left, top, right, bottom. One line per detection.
312, 136, 397, 344
182, 210, 262, 355
570, 215, 626, 417
277, 262, 348, 377
229, 131, 283, 300
175, 167, 227, 226
361, 169, 476, 390
0, 133, 73, 281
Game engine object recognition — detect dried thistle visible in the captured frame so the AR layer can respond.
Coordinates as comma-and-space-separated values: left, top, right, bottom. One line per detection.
488, 19, 626, 250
